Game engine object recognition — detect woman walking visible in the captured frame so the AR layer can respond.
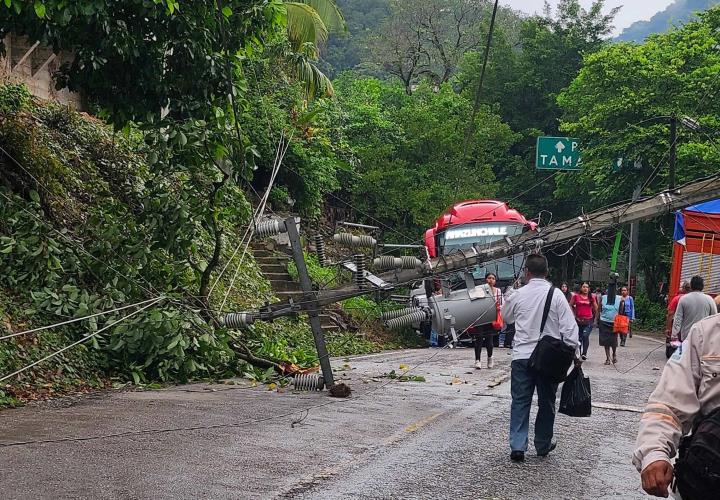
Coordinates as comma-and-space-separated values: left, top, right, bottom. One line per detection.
598, 283, 621, 365
619, 286, 635, 345
474, 272, 502, 369
570, 282, 598, 360
561, 282, 572, 302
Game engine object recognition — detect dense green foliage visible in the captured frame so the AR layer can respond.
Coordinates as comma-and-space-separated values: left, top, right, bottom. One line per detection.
334, 76, 515, 232
557, 7, 720, 292
0, 92, 274, 387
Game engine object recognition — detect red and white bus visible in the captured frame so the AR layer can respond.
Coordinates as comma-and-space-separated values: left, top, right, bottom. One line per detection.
424, 199, 537, 287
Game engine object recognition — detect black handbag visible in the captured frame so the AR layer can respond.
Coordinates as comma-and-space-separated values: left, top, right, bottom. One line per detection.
528, 286, 576, 384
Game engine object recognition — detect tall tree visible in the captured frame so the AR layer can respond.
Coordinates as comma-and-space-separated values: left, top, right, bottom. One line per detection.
369, 0, 491, 94
284, 0, 347, 98
454, 0, 619, 220
557, 6, 720, 293
0, 0, 301, 371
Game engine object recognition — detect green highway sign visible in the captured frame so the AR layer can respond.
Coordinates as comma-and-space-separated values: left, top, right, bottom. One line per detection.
535, 136, 582, 170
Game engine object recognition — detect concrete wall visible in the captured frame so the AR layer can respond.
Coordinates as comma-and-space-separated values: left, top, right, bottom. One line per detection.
1, 34, 83, 109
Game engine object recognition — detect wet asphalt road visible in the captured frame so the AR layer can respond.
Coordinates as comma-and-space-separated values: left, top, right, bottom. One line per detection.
0, 334, 667, 499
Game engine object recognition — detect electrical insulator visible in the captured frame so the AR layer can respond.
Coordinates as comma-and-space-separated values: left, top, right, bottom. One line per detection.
385, 310, 428, 330
380, 307, 423, 321
220, 312, 255, 329
373, 255, 422, 271
253, 219, 286, 239
293, 373, 325, 391
314, 234, 327, 267
354, 254, 366, 290
333, 233, 377, 249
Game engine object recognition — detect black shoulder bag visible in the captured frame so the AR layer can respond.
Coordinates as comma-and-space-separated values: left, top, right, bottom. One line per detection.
528, 286, 576, 384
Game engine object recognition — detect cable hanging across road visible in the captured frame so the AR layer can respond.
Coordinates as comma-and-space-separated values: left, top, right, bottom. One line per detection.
0, 297, 164, 383
0, 299, 489, 449
0, 297, 164, 341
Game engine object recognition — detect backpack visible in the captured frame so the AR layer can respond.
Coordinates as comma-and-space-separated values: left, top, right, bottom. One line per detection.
674, 407, 720, 500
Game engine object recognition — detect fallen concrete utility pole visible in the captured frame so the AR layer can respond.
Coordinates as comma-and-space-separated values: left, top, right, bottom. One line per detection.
224, 172, 720, 323
314, 172, 720, 305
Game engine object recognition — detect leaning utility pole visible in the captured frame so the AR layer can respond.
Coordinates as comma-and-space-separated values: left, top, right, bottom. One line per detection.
285, 216, 334, 388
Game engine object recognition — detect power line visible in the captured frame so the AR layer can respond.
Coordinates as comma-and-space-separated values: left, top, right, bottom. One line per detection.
0, 304, 486, 448
0, 298, 163, 383
0, 297, 163, 341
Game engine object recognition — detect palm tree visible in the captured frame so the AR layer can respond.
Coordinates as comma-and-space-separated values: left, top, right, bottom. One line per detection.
283, 0, 345, 99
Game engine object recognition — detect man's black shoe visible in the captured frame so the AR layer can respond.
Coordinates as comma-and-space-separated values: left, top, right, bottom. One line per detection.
538, 442, 557, 457
510, 451, 525, 462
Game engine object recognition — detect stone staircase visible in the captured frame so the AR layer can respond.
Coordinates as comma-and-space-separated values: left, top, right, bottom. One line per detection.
251, 241, 343, 334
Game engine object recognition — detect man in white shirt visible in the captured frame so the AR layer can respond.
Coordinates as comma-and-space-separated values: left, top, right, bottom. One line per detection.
501, 253, 580, 462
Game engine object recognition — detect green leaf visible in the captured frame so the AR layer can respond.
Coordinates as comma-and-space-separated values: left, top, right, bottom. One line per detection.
29, 190, 40, 203
166, 334, 183, 350
4, 0, 11, 8
33, 1, 45, 18
222, 6, 232, 18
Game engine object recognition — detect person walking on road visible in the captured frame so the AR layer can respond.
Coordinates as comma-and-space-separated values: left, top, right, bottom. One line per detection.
501, 254, 579, 463
594, 287, 603, 308
666, 281, 691, 358
671, 276, 716, 345
619, 286, 635, 347
561, 282, 572, 302
474, 272, 502, 370
598, 283, 621, 365
570, 282, 598, 361
633, 314, 720, 499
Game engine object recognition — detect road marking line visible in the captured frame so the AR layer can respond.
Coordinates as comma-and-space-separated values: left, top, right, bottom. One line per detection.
382, 412, 444, 446
404, 412, 442, 433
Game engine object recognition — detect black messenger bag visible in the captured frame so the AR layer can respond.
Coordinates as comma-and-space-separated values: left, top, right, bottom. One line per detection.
528, 286, 575, 384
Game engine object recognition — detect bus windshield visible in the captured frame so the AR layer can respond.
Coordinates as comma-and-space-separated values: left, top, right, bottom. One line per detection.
438, 222, 525, 282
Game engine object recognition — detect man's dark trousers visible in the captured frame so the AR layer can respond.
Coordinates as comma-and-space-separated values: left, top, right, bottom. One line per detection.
509, 359, 559, 454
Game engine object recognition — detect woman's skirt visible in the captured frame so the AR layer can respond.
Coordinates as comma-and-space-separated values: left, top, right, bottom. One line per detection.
598, 321, 617, 347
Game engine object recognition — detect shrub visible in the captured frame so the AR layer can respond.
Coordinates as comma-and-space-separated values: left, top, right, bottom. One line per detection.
635, 293, 666, 331
0, 83, 32, 115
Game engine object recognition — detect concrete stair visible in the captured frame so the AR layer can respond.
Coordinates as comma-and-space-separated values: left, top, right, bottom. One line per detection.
251, 241, 343, 335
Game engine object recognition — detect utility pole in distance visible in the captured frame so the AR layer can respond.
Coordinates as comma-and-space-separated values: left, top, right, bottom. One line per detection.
628, 183, 642, 296
669, 116, 677, 192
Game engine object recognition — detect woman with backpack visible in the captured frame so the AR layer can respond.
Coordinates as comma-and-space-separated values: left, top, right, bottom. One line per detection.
569, 282, 598, 361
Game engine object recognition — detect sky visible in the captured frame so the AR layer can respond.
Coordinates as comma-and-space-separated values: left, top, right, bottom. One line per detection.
502, 0, 676, 36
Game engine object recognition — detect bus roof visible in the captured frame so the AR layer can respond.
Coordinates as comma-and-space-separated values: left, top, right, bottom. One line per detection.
433, 200, 535, 232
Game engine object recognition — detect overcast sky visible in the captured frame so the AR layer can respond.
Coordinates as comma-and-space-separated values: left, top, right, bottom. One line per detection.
503, 0, 676, 36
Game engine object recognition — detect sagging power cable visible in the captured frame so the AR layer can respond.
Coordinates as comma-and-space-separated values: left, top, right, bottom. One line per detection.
0, 297, 164, 383
0, 303, 493, 448
0, 297, 163, 341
